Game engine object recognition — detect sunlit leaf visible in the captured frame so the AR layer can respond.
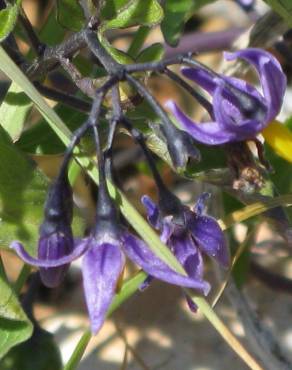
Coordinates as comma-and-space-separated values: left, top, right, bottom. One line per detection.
0, 127, 48, 253
0, 0, 21, 42
101, 0, 136, 20
136, 43, 164, 63
104, 0, 163, 29
0, 82, 32, 142
56, 0, 86, 31
0, 326, 62, 370
263, 0, 292, 27
0, 258, 32, 358
161, 0, 216, 46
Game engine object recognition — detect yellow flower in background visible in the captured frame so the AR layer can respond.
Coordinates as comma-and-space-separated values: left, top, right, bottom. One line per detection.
262, 120, 292, 164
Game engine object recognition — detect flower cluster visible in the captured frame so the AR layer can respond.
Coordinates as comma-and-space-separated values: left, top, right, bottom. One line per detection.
11, 46, 285, 334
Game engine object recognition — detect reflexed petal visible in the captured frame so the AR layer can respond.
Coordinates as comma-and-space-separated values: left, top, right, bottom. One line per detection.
222, 76, 265, 103
181, 67, 217, 95
166, 100, 235, 145
224, 48, 286, 120
187, 213, 229, 268
141, 195, 160, 229
122, 232, 210, 294
213, 84, 264, 138
11, 239, 89, 267
170, 233, 204, 282
82, 243, 125, 334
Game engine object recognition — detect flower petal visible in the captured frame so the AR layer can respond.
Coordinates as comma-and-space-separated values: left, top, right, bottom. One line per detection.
122, 232, 210, 294
82, 243, 125, 334
141, 195, 161, 229
212, 82, 265, 138
166, 100, 235, 145
37, 234, 74, 288
187, 212, 229, 268
170, 233, 205, 282
11, 239, 89, 267
224, 48, 286, 121
181, 67, 217, 95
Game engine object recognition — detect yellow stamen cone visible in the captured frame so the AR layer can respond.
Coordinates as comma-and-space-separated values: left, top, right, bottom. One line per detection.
262, 120, 292, 163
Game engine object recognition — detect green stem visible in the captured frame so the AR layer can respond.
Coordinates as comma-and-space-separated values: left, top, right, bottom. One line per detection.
14, 264, 31, 295
127, 26, 150, 58
189, 294, 263, 370
63, 330, 91, 370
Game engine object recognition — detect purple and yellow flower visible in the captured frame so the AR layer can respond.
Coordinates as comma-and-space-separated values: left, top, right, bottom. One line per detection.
166, 48, 286, 145
142, 193, 229, 309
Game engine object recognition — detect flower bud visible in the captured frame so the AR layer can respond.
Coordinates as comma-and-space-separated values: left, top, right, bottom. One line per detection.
38, 175, 74, 287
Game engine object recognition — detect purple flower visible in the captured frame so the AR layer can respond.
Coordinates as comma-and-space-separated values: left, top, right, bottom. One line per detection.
166, 48, 286, 145
11, 219, 210, 333
11, 175, 76, 288
142, 193, 229, 309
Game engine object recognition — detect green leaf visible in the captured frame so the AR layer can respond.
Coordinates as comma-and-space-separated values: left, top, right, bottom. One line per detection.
263, 0, 292, 27
0, 258, 33, 359
0, 126, 48, 254
136, 43, 164, 63
39, 8, 65, 45
0, 0, 21, 42
56, 0, 86, 31
104, 0, 163, 29
161, 0, 215, 46
0, 327, 62, 370
101, 0, 133, 20
16, 105, 87, 155
0, 82, 32, 142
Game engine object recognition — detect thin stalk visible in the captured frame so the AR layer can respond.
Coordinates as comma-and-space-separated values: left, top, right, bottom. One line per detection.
59, 57, 95, 98
85, 30, 121, 74
125, 74, 174, 131
187, 294, 264, 370
121, 117, 168, 195
14, 264, 31, 295
164, 67, 214, 117
34, 82, 91, 113
63, 330, 91, 370
19, 8, 44, 56
111, 86, 179, 211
